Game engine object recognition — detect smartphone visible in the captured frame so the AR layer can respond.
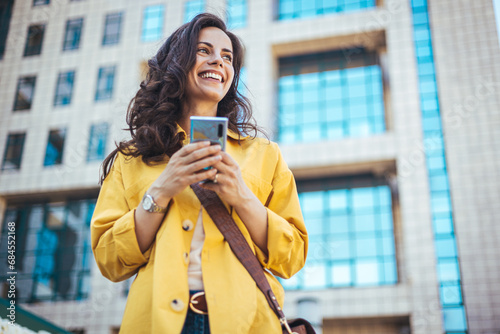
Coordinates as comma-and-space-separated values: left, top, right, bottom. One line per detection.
190, 116, 228, 151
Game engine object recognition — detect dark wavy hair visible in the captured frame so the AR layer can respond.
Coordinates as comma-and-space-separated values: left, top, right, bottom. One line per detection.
100, 13, 262, 184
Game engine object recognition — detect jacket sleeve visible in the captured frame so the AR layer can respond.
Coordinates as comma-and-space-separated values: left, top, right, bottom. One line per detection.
253, 144, 308, 279
91, 154, 152, 282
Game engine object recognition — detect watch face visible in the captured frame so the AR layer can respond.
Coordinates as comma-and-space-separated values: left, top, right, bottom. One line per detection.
142, 195, 153, 211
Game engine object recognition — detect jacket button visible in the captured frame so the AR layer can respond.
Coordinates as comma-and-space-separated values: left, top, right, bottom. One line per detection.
183, 252, 189, 265
170, 299, 185, 312
182, 220, 194, 231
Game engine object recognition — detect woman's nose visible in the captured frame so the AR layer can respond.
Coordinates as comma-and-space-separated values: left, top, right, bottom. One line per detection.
208, 54, 223, 67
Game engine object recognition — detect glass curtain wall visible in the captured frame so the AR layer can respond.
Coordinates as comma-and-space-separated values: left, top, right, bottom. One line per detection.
278, 0, 376, 20
410, 0, 468, 332
0, 200, 95, 302
281, 175, 397, 290
278, 49, 385, 144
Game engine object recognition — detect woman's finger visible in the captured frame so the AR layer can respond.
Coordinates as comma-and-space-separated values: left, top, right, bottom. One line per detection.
185, 155, 222, 174
211, 152, 240, 175
181, 144, 221, 165
219, 151, 236, 165
177, 141, 211, 157
207, 171, 223, 185
191, 168, 218, 184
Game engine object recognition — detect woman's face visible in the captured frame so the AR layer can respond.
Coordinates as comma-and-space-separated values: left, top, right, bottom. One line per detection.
185, 27, 235, 107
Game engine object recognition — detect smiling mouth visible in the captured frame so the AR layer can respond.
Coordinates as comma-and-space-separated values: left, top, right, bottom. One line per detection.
200, 72, 223, 82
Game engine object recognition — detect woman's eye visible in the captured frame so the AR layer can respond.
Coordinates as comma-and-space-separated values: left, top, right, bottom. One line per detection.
198, 48, 208, 54
223, 55, 232, 62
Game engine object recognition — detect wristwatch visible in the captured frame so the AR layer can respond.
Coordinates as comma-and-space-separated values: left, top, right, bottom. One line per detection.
141, 193, 168, 214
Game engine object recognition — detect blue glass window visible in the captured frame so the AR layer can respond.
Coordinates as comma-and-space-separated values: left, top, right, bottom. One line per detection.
14, 76, 36, 111
278, 0, 376, 20
63, 18, 83, 51
281, 177, 397, 290
410, 0, 468, 331
435, 236, 457, 259
24, 24, 45, 56
278, 49, 385, 144
87, 123, 109, 162
433, 216, 454, 236
102, 12, 122, 45
95, 66, 116, 101
443, 306, 468, 332
440, 282, 462, 306
142, 5, 165, 42
2, 133, 26, 170
54, 71, 75, 106
0, 0, 13, 60
33, 0, 49, 5
34, 224, 59, 292
430, 192, 452, 214
227, 0, 247, 29
44, 129, 66, 166
495, 0, 500, 45
237, 66, 247, 96
0, 200, 96, 302
437, 259, 460, 282
184, 0, 205, 23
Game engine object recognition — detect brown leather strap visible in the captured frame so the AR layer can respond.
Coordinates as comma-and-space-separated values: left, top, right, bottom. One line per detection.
190, 184, 286, 320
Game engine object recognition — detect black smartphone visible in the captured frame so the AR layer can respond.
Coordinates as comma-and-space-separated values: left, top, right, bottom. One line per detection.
190, 116, 228, 151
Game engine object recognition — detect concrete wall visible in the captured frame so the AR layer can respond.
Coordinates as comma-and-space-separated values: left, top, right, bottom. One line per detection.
429, 0, 500, 332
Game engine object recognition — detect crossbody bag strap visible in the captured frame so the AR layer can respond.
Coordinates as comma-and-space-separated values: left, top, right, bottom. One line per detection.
190, 184, 288, 323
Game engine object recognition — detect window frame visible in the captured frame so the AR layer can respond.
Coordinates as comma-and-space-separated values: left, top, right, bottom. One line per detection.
94, 65, 116, 101
226, 0, 247, 29
102, 12, 123, 46
54, 70, 75, 106
13, 76, 37, 111
24, 24, 45, 57
0, 199, 96, 302
62, 17, 84, 51
87, 123, 109, 162
276, 0, 377, 20
33, 0, 50, 6
184, 0, 205, 23
2, 132, 26, 171
44, 128, 67, 167
141, 4, 165, 42
277, 48, 386, 144
280, 174, 398, 290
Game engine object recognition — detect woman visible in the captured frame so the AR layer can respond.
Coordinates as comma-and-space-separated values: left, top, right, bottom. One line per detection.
91, 13, 308, 334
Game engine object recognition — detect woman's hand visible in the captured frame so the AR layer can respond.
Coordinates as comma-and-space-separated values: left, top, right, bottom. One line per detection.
201, 152, 269, 255
135, 141, 221, 253
199, 151, 252, 207
148, 141, 222, 206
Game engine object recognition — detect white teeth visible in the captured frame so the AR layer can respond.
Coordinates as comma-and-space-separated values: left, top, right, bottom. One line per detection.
201, 72, 222, 82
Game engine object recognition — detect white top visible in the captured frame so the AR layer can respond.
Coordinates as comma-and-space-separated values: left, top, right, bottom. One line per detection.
187, 208, 205, 290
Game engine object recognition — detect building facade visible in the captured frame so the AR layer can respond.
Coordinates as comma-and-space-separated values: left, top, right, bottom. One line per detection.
0, 0, 499, 333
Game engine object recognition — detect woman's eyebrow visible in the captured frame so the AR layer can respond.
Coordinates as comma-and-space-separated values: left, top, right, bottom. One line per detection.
198, 41, 233, 54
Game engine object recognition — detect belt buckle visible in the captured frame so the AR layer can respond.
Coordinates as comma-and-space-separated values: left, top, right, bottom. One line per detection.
189, 291, 208, 315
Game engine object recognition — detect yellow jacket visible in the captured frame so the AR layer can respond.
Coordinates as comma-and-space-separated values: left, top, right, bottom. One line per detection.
91, 130, 308, 333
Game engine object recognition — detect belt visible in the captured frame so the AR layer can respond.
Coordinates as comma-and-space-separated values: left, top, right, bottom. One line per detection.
189, 291, 208, 315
